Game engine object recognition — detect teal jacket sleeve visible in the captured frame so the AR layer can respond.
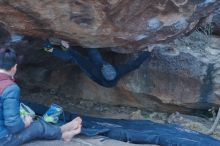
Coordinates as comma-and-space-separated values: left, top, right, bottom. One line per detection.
2, 84, 25, 134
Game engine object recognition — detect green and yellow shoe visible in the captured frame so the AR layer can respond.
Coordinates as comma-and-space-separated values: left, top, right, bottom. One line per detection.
43, 104, 63, 124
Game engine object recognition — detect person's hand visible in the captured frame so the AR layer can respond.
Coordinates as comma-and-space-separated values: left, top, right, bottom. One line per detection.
44, 47, 54, 53
61, 40, 70, 49
23, 115, 33, 128
44, 41, 54, 53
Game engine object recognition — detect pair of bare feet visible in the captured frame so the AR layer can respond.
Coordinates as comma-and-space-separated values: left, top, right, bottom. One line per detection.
60, 117, 82, 142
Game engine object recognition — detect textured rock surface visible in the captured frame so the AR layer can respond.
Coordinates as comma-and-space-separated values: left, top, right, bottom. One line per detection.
0, 0, 220, 52
12, 31, 220, 113
1, 0, 220, 112
206, 8, 220, 35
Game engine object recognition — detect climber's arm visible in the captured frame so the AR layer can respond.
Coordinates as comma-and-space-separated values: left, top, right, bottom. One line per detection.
44, 41, 73, 61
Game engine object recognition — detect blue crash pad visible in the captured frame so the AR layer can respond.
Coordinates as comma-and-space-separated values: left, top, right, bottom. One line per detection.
23, 101, 220, 146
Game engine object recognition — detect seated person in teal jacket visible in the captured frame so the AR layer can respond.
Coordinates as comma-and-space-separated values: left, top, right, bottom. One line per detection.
44, 40, 151, 87
0, 48, 82, 146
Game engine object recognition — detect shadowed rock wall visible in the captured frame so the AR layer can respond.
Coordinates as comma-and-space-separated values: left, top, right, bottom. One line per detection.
1, 1, 220, 112
13, 34, 220, 113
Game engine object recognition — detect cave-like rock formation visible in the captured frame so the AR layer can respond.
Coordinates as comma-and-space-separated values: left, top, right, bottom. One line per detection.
0, 0, 220, 52
1, 0, 220, 113
14, 32, 220, 113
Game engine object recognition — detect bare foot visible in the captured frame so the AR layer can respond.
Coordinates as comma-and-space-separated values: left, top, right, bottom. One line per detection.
62, 124, 82, 142
61, 117, 82, 132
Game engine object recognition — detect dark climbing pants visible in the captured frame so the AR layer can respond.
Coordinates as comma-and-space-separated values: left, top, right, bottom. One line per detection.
51, 47, 151, 87
0, 119, 62, 146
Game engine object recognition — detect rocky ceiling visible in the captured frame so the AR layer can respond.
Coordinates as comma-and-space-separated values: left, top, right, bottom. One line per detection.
0, 0, 220, 53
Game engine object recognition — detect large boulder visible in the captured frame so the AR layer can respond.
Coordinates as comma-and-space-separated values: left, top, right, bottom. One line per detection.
0, 0, 220, 53
1, 0, 220, 113
14, 32, 220, 113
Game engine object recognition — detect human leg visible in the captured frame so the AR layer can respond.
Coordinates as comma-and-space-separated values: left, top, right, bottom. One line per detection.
69, 49, 103, 80
60, 117, 82, 142
87, 48, 119, 81
49, 46, 109, 84
115, 51, 151, 78
3, 117, 82, 146
88, 48, 106, 65
60, 117, 82, 133
61, 124, 82, 142
3, 119, 62, 146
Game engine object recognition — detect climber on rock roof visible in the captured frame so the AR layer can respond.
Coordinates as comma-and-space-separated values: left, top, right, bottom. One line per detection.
44, 39, 152, 87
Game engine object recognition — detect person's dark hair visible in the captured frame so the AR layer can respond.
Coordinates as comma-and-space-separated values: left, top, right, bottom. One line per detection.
0, 48, 17, 70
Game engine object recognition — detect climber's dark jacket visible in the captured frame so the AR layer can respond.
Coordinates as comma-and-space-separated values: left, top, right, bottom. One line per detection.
50, 47, 151, 87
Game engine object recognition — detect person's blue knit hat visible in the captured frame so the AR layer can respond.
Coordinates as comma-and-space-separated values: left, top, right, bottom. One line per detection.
101, 63, 117, 81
